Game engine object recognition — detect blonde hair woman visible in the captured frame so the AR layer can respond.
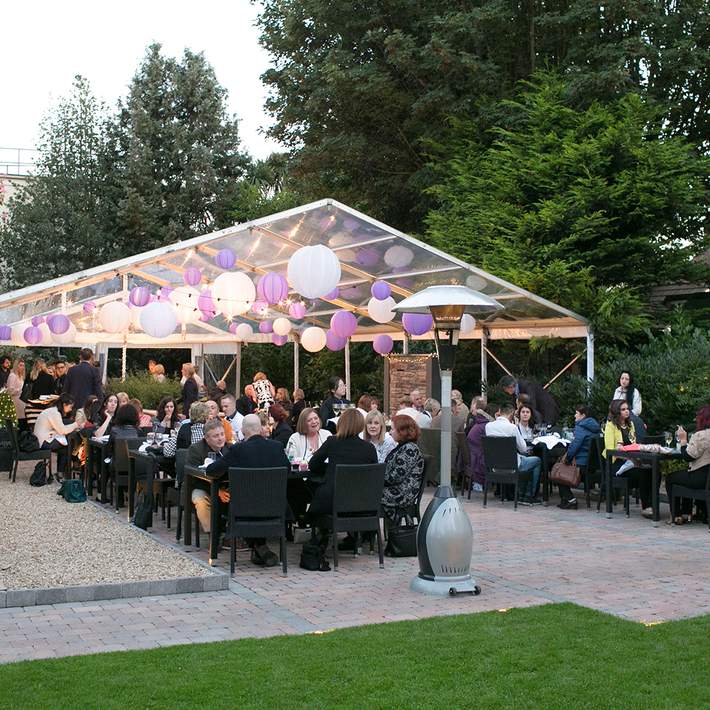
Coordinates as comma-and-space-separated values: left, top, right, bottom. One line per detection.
181, 362, 199, 417
5, 360, 26, 421
361, 410, 397, 463
29, 358, 55, 399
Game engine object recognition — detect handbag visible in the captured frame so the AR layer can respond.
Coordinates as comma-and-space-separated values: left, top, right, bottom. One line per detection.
57, 479, 87, 502
385, 515, 418, 557
549, 455, 581, 487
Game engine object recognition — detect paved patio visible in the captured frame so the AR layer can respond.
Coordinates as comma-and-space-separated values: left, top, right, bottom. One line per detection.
1, 465, 709, 664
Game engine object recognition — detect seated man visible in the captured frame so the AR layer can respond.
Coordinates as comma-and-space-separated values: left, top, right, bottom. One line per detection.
206, 413, 290, 567
410, 388, 425, 413
187, 419, 230, 541
485, 403, 542, 504
396, 395, 420, 420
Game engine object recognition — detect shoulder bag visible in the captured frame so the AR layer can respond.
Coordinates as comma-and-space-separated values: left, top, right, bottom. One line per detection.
549, 455, 581, 488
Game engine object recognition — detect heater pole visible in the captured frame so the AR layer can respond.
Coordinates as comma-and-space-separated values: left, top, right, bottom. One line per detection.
440, 369, 453, 488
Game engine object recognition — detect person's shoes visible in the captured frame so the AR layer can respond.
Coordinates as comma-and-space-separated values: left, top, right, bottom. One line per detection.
253, 544, 279, 567
558, 498, 578, 510
250, 548, 266, 566
338, 535, 357, 551
520, 495, 542, 505
472, 483, 483, 493
641, 507, 654, 519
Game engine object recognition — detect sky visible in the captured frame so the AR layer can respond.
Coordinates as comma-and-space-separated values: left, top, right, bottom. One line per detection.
0, 0, 282, 162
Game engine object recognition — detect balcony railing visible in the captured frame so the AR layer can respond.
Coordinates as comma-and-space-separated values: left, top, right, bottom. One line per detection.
0, 147, 38, 176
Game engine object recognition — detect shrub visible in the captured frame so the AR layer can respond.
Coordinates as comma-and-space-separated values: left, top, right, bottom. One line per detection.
105, 373, 181, 410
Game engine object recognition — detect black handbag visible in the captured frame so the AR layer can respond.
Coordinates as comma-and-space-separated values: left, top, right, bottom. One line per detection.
385, 516, 418, 557
133, 489, 154, 530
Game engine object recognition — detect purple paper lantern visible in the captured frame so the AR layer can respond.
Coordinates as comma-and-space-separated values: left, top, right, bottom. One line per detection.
259, 320, 273, 334
371, 281, 391, 300
252, 300, 268, 315
343, 217, 360, 231
0, 325, 12, 340
228, 322, 239, 334
325, 329, 347, 352
330, 310, 357, 338
257, 272, 289, 305
402, 313, 433, 336
324, 287, 340, 301
373, 334, 393, 355
129, 285, 151, 307
198, 289, 216, 320
157, 287, 173, 302
82, 301, 96, 314
288, 301, 307, 320
356, 247, 379, 268
215, 248, 236, 270
24, 326, 42, 346
31, 316, 44, 327
48, 314, 70, 335
183, 267, 202, 286
271, 333, 288, 346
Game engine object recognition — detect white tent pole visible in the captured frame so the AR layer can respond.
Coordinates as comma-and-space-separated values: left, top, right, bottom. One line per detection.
402, 335, 409, 354
293, 339, 300, 391
344, 338, 351, 400
480, 329, 488, 390
235, 342, 242, 396
586, 329, 595, 383
121, 343, 127, 382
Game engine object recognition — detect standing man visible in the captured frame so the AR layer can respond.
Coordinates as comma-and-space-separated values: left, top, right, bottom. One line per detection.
0, 355, 11, 389
53, 360, 67, 394
63, 348, 103, 408
220, 393, 244, 442
499, 375, 559, 425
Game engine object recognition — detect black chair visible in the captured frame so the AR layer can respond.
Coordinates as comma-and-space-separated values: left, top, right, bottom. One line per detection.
5, 418, 51, 483
670, 469, 710, 531
110, 438, 143, 511
418, 429, 441, 485
581, 436, 605, 509
317, 463, 386, 570
227, 466, 289, 575
166, 449, 187, 538
481, 436, 531, 510
408, 455, 430, 524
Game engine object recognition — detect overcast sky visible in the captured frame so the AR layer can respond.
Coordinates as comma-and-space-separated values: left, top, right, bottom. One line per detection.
0, 0, 281, 161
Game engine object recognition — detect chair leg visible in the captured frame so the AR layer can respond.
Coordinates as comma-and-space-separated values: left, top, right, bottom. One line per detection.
353, 531, 359, 556
176, 504, 183, 541
167, 501, 171, 529
332, 529, 338, 570
230, 538, 236, 575
194, 510, 200, 548
12, 460, 18, 483
280, 536, 287, 575
625, 486, 630, 517
513, 480, 519, 511
377, 522, 384, 569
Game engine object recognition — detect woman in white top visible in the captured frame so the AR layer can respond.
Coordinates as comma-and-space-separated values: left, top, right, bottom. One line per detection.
34, 393, 79, 479
5, 359, 26, 421
516, 404, 535, 442
361, 410, 397, 463
285, 407, 331, 463
613, 370, 642, 416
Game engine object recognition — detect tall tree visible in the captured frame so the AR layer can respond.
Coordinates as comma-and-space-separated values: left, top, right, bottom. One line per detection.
106, 44, 250, 254
0, 76, 112, 289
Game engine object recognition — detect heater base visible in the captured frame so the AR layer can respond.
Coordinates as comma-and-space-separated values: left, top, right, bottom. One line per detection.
410, 574, 481, 597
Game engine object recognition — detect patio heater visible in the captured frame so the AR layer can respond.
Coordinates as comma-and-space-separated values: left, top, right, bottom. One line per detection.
394, 286, 503, 596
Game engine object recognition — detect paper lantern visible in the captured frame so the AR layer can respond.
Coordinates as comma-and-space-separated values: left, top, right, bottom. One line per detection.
367, 296, 396, 324
251, 300, 268, 315
235, 323, 253, 341
183, 267, 202, 286
287, 245, 341, 300
465, 274, 488, 291
228, 322, 239, 334
82, 301, 96, 314
48, 314, 70, 335
402, 312, 433, 336
325, 330, 347, 352
259, 320, 273, 334
215, 248, 236, 270
371, 281, 391, 300
139, 301, 177, 338
343, 217, 360, 231
460, 314, 476, 335
129, 285, 151, 307
99, 302, 131, 333
157, 287, 173, 302
31, 316, 44, 327
272, 334, 288, 346
373, 334, 394, 355
257, 272, 289, 305
130, 304, 143, 330
0, 325, 11, 340
273, 317, 292, 336
324, 287, 340, 301
198, 289, 216, 320
52, 322, 77, 345
24, 326, 42, 345
330, 310, 357, 338
384, 245, 414, 269
356, 248, 379, 268
288, 301, 306, 320
38, 323, 51, 344
301, 326, 327, 353
212, 272, 255, 318
169, 286, 200, 325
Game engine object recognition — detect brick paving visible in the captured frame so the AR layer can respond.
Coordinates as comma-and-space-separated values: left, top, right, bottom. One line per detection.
2, 472, 710, 664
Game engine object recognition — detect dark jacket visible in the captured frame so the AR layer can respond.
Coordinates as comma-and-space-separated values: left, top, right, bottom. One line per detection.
271, 421, 293, 448
186, 439, 230, 469
517, 379, 559, 425
30, 371, 56, 399
466, 413, 490, 485
235, 395, 255, 417
307, 435, 378, 516
206, 434, 290, 478
382, 442, 425, 519
53, 374, 66, 395
63, 361, 103, 409
565, 417, 601, 467
318, 395, 350, 428
291, 399, 306, 428
181, 377, 199, 417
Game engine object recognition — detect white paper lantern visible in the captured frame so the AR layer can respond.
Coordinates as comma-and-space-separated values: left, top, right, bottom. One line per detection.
384, 245, 414, 269
287, 245, 341, 300
169, 286, 200, 325
235, 323, 253, 341
99, 302, 131, 333
52, 322, 77, 345
38, 322, 52, 345
272, 317, 292, 336
140, 301, 178, 338
465, 274, 488, 291
212, 272, 256, 318
460, 314, 476, 335
130, 306, 143, 330
367, 296, 397, 324
301, 326, 327, 353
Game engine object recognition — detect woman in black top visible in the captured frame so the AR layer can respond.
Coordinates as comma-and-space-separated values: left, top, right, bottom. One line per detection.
154, 396, 179, 433
181, 363, 199, 417
29, 358, 56, 398
107, 404, 144, 458
318, 375, 351, 430
270, 403, 293, 448
291, 388, 306, 429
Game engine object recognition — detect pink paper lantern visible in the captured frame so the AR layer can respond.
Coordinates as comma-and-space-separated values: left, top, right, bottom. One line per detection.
257, 272, 289, 305
324, 287, 340, 301
252, 300, 268, 315
31, 316, 44, 327
325, 330, 347, 352
343, 217, 360, 231
259, 320, 273, 334
0, 325, 12, 340
198, 289, 216, 320
330, 310, 357, 338
82, 301, 96, 314
371, 281, 391, 300
183, 267, 202, 286
228, 322, 238, 334
288, 301, 307, 319
129, 285, 151, 307
356, 248, 379, 268
24, 326, 43, 345
48, 314, 70, 335
373, 334, 394, 355
402, 313, 433, 336
271, 333, 288, 346
158, 287, 173, 302
215, 248, 236, 270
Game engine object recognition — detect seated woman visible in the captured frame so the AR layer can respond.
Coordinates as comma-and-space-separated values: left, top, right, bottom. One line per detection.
275, 387, 293, 417
270, 403, 293, 448
381, 414, 425, 525
603, 398, 657, 518
107, 403, 144, 457
285, 407, 331, 463
361, 410, 396, 463
557, 404, 601, 510
466, 402, 497, 493
33, 393, 79, 480
129, 398, 153, 429
153, 396, 179, 434
666, 405, 710, 524
515, 393, 542, 427
93, 393, 118, 438
516, 403, 535, 443
164, 401, 210, 458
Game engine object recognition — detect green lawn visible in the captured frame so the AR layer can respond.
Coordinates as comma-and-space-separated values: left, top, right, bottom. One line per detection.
0, 603, 707, 709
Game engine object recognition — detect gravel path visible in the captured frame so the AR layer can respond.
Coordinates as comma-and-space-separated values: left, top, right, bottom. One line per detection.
0, 465, 209, 590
